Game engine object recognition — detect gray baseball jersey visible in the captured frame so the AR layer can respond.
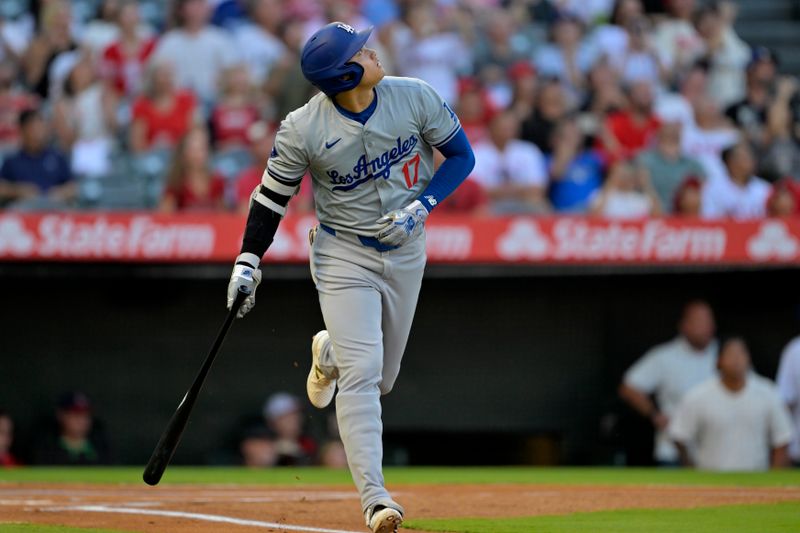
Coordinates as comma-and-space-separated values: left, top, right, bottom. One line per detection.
263, 76, 461, 234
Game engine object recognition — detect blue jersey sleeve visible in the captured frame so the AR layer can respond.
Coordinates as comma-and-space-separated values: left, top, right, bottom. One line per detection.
417, 129, 475, 212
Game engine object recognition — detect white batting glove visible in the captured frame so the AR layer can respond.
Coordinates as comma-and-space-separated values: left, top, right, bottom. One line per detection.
375, 199, 429, 248
227, 252, 262, 318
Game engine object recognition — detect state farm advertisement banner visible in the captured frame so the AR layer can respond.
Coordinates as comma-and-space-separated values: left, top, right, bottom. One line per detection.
0, 212, 799, 265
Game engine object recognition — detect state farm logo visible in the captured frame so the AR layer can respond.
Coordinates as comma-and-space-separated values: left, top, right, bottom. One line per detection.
747, 221, 799, 261
0, 215, 35, 255
498, 220, 550, 260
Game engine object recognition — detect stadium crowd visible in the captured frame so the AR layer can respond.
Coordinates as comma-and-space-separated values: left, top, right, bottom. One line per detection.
0, 0, 798, 217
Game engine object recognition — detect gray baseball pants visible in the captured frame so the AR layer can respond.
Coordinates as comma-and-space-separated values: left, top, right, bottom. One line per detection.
309, 224, 426, 515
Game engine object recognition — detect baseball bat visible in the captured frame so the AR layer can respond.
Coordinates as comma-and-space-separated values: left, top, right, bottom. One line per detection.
142, 286, 251, 486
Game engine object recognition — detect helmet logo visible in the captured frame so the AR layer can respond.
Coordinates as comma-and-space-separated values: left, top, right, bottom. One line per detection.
336, 23, 355, 34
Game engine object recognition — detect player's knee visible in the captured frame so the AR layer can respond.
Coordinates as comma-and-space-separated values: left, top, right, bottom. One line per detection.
338, 356, 383, 392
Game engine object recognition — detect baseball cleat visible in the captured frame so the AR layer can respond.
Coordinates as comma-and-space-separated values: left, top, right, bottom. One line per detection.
307, 330, 336, 408
367, 506, 403, 533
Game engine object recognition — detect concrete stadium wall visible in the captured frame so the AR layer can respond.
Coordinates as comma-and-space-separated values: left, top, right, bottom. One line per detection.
1, 268, 797, 465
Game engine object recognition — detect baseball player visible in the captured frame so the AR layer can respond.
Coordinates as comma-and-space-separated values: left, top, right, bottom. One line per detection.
226, 22, 475, 533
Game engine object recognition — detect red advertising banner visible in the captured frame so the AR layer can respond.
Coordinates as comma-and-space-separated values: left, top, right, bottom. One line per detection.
0, 211, 799, 265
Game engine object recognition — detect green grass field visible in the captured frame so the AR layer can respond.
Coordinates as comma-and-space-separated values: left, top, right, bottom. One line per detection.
1, 467, 799, 533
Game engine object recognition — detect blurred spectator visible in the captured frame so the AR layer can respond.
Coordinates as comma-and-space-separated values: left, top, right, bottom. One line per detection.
0, 11, 32, 66
31, 392, 111, 465
766, 180, 800, 218
682, 95, 739, 185
672, 176, 703, 217
617, 16, 664, 87
636, 120, 705, 212
534, 12, 595, 97
210, 64, 260, 150
263, 392, 316, 466
233, 0, 286, 87
547, 116, 604, 213
392, 4, 471, 105
507, 61, 538, 121
0, 410, 20, 467
471, 111, 550, 214
236, 120, 273, 210
581, 58, 626, 122
130, 60, 198, 153
152, 0, 237, 104
725, 49, 778, 152
590, 160, 660, 218
590, 0, 644, 72
21, 0, 78, 101
670, 337, 793, 471
431, 148, 489, 215
100, 1, 158, 98
759, 77, 800, 182
53, 54, 118, 177
597, 80, 660, 165
619, 300, 717, 466
266, 19, 314, 123
160, 126, 226, 212
0, 109, 74, 205
521, 78, 570, 154
776, 333, 800, 466
652, 0, 704, 77
318, 412, 347, 468
239, 424, 277, 468
81, 0, 124, 55
703, 142, 771, 220
456, 78, 495, 145
693, 2, 750, 108
0, 60, 38, 150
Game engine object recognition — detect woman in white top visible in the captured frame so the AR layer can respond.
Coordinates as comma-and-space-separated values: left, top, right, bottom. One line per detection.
591, 160, 661, 218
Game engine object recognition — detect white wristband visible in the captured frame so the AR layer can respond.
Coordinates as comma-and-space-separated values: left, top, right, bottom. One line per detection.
236, 252, 261, 269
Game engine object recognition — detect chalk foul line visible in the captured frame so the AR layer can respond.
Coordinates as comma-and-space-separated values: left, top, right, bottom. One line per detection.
45, 505, 364, 533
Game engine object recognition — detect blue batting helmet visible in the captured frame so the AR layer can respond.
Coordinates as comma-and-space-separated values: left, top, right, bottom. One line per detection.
301, 22, 373, 96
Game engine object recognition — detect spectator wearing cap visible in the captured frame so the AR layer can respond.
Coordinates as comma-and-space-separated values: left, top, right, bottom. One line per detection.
152, 0, 238, 104
534, 12, 596, 97
619, 300, 718, 466
777, 331, 800, 466
471, 111, 550, 214
636, 120, 705, 212
0, 109, 74, 205
239, 425, 278, 468
670, 337, 793, 471
725, 47, 778, 152
547, 115, 603, 213
31, 392, 111, 465
702, 141, 771, 220
263, 392, 316, 466
0, 410, 20, 467
672, 176, 703, 216
597, 80, 661, 165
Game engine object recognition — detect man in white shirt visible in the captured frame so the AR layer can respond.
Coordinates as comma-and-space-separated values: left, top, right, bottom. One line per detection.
776, 335, 800, 465
670, 337, 793, 471
470, 111, 549, 214
152, 0, 237, 103
619, 300, 718, 465
233, 0, 287, 85
702, 142, 771, 219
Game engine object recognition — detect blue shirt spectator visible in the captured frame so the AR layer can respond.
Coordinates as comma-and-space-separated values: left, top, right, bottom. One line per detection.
547, 118, 603, 212
0, 109, 74, 204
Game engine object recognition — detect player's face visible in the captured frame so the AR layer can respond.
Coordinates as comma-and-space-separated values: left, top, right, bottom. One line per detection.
349, 47, 384, 87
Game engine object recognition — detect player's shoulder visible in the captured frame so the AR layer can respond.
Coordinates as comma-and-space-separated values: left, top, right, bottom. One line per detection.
282, 92, 331, 130
377, 76, 437, 96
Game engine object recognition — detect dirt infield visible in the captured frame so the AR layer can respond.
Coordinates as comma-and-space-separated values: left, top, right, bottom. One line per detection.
2, 482, 800, 532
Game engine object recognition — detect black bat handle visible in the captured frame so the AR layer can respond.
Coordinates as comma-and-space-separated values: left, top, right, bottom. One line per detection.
142, 285, 251, 486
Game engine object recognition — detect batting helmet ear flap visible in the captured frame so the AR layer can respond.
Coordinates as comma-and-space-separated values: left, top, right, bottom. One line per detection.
301, 22, 373, 96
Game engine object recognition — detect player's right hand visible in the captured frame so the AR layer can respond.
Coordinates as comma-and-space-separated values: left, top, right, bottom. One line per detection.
227, 253, 262, 318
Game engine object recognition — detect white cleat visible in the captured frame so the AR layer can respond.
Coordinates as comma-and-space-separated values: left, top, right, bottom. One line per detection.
307, 330, 336, 408
367, 507, 403, 533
